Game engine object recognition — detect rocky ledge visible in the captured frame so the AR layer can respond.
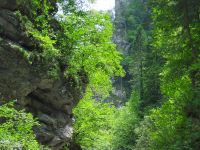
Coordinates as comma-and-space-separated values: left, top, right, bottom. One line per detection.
0, 0, 86, 149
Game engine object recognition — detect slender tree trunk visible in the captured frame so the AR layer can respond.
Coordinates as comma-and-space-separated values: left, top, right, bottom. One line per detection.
140, 59, 144, 101
182, 0, 197, 86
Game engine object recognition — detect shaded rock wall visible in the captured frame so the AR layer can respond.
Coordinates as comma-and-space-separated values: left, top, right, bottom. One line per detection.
106, 0, 131, 107
0, 0, 86, 149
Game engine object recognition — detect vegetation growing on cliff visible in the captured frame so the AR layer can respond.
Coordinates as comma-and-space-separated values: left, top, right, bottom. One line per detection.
0, 102, 41, 150
1, 0, 124, 149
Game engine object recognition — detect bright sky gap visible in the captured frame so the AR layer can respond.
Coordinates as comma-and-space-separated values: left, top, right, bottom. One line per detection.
90, 0, 115, 11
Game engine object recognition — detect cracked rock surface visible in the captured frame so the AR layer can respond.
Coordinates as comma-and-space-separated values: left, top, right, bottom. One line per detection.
0, 0, 86, 149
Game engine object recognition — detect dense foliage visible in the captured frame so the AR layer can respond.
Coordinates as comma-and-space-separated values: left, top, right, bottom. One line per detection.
1, 0, 124, 149
0, 102, 42, 150
134, 0, 200, 149
59, 11, 124, 95
0, 0, 200, 149
69, 8, 124, 150
73, 90, 115, 149
111, 92, 140, 150
73, 0, 200, 150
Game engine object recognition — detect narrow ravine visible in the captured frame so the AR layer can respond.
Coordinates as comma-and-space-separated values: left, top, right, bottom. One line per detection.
0, 0, 200, 150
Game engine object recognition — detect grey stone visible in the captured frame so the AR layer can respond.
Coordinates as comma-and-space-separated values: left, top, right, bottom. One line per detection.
0, 2, 87, 149
0, 0, 18, 10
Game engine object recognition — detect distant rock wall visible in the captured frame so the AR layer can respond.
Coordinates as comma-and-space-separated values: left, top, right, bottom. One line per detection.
0, 0, 86, 149
114, 0, 130, 54
108, 0, 132, 106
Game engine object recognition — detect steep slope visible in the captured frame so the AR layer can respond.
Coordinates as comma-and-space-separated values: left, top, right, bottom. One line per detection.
0, 0, 87, 149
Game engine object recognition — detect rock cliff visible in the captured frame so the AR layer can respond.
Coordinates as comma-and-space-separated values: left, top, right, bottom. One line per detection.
0, 0, 87, 149
107, 0, 130, 106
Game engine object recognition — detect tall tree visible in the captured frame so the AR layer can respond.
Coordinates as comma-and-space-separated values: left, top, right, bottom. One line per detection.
135, 0, 200, 149
114, 0, 163, 111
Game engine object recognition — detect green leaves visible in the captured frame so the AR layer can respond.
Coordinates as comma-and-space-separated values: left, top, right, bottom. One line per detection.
73, 89, 116, 149
66, 10, 124, 150
134, 0, 200, 149
112, 92, 140, 150
0, 102, 42, 150
60, 11, 124, 95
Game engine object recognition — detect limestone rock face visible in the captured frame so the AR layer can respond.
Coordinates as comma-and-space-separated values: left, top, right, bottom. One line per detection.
114, 0, 130, 54
0, 0, 18, 11
105, 0, 129, 107
0, 1, 86, 149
